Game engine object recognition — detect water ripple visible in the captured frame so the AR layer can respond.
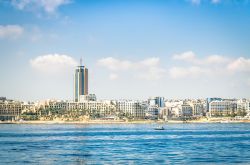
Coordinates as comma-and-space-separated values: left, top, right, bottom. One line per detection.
0, 123, 250, 164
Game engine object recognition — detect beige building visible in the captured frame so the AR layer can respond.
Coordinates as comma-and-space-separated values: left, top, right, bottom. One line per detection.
40, 99, 116, 118
0, 100, 22, 121
67, 100, 116, 117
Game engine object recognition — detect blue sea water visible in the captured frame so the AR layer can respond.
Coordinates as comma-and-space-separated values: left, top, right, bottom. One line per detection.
0, 123, 250, 164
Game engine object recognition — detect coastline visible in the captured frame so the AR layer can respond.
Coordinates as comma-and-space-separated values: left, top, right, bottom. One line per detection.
1, 119, 250, 124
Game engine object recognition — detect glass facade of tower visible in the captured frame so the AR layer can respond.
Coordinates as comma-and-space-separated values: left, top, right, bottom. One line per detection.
74, 66, 88, 102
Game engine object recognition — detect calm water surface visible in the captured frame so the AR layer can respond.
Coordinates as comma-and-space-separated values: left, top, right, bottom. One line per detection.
0, 123, 250, 164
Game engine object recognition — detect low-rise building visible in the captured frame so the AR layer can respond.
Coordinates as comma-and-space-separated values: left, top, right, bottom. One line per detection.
116, 100, 146, 119
79, 94, 97, 102
67, 100, 116, 117
180, 104, 193, 118
146, 105, 159, 119
21, 102, 37, 113
236, 99, 249, 116
191, 103, 205, 117
209, 100, 237, 117
0, 100, 22, 121
44, 100, 68, 110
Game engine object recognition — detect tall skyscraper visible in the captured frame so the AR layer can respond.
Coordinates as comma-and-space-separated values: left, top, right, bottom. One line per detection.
74, 58, 88, 102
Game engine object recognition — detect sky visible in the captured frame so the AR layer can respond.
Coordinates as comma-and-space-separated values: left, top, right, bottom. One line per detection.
0, 0, 250, 101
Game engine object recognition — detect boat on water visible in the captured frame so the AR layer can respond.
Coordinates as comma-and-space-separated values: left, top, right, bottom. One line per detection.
154, 126, 165, 130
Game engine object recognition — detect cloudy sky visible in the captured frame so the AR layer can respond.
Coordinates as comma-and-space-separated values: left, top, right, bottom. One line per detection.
0, 0, 250, 101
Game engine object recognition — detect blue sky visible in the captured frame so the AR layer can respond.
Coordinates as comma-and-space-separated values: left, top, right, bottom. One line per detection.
0, 0, 250, 101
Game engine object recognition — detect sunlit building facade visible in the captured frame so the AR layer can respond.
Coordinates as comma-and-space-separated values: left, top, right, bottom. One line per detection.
116, 100, 147, 119
209, 100, 237, 117
0, 99, 22, 121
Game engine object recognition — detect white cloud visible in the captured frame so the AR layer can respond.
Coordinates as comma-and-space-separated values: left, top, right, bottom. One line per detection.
98, 52, 250, 81
30, 54, 77, 74
97, 57, 161, 71
171, 51, 250, 79
227, 57, 250, 72
10, 0, 71, 14
0, 25, 24, 39
97, 57, 133, 71
40, 0, 70, 13
173, 51, 229, 65
138, 57, 160, 67
169, 66, 209, 79
173, 51, 197, 63
170, 51, 231, 79
97, 57, 165, 80
205, 55, 229, 64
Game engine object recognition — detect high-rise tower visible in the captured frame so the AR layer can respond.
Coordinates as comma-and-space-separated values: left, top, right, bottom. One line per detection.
74, 58, 88, 102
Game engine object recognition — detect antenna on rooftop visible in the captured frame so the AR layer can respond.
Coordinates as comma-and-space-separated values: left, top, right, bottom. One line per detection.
80, 57, 83, 66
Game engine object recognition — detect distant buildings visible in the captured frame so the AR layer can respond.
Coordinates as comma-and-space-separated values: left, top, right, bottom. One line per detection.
192, 103, 205, 117
79, 94, 97, 102
0, 99, 22, 121
146, 105, 159, 119
67, 100, 116, 118
237, 99, 250, 115
1, 96, 250, 121
209, 100, 237, 117
116, 100, 147, 119
206, 97, 222, 112
149, 97, 165, 108
74, 58, 88, 102
180, 104, 193, 118
2, 57, 250, 121
146, 97, 165, 119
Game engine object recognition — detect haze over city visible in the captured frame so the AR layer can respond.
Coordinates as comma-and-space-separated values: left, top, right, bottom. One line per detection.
1, 0, 250, 101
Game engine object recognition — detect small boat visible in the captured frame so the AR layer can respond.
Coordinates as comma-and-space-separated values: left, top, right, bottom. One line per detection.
154, 126, 165, 130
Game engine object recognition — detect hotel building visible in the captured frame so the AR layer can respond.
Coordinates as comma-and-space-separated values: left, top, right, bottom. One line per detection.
0, 99, 22, 121
116, 100, 147, 119
209, 100, 237, 116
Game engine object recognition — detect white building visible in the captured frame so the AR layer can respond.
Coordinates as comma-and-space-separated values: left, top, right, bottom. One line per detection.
116, 100, 146, 119
191, 103, 205, 117
146, 105, 159, 119
209, 100, 237, 117
21, 102, 37, 113
237, 99, 250, 115
164, 100, 183, 118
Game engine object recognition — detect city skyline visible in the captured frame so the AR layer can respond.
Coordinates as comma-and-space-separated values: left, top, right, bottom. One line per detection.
1, 0, 250, 101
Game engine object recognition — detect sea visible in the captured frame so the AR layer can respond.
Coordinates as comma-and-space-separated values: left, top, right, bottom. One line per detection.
0, 123, 250, 164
